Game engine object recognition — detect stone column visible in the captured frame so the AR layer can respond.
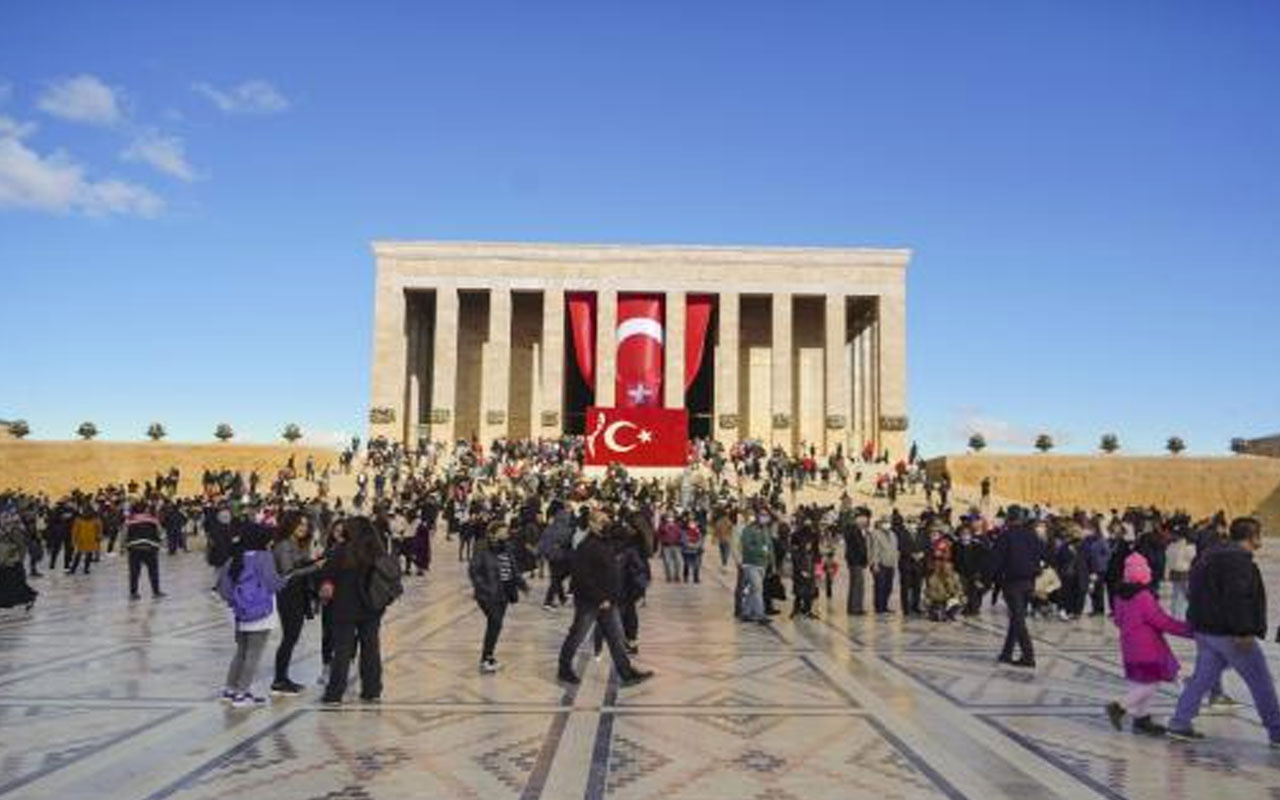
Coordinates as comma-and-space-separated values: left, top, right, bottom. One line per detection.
369, 259, 407, 443
664, 291, 685, 409
427, 287, 458, 444
850, 318, 863, 455
405, 299, 422, 445
770, 292, 793, 451
878, 289, 907, 460
540, 288, 565, 436
715, 292, 739, 446
824, 294, 849, 455
481, 286, 512, 442
595, 288, 617, 406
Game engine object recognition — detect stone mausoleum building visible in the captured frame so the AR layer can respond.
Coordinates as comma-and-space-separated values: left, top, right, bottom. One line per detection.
368, 240, 910, 457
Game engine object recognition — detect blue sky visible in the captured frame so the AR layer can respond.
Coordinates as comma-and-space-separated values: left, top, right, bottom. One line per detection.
2, 1, 1278, 454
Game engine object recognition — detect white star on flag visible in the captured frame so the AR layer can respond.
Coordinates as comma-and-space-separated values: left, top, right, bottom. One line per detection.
627, 383, 655, 405
638, 429, 653, 443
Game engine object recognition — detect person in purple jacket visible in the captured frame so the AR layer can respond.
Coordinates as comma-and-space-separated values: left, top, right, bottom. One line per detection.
217, 524, 290, 708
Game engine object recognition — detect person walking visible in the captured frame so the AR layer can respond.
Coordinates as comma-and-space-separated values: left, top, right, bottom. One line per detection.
217, 524, 290, 708
992, 506, 1043, 669
738, 510, 774, 624
67, 505, 102, 575
1167, 517, 1280, 746
679, 513, 705, 584
124, 503, 166, 599
657, 512, 683, 583
1105, 552, 1191, 736
469, 521, 528, 673
319, 517, 387, 705
539, 503, 573, 609
0, 505, 37, 612
556, 509, 653, 686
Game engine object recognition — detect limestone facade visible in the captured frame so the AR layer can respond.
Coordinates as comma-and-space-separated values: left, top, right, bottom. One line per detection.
369, 240, 911, 456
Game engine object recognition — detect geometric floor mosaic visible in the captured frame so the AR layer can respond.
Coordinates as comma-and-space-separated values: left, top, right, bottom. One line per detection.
3, 549, 1280, 799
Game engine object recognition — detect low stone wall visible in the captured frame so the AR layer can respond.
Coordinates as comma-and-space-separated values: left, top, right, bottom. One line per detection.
0, 441, 339, 496
926, 454, 1280, 532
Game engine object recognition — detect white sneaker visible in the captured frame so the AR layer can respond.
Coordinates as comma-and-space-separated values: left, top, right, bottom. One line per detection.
230, 693, 268, 709
480, 659, 500, 674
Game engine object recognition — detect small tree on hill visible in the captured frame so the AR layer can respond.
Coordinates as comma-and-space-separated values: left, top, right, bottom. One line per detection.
968, 433, 986, 453
8, 420, 29, 439
1100, 433, 1119, 454
215, 423, 235, 442
1034, 434, 1054, 453
1166, 436, 1186, 455
77, 421, 99, 441
282, 423, 303, 443
146, 422, 167, 441
1230, 438, 1248, 455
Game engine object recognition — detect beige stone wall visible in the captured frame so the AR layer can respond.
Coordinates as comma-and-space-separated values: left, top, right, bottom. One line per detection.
0, 441, 338, 497
929, 454, 1280, 532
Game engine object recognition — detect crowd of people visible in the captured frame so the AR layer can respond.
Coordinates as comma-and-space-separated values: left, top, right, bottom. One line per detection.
0, 434, 1276, 747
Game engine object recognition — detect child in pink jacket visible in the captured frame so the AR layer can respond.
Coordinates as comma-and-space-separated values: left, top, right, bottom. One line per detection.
1106, 552, 1192, 736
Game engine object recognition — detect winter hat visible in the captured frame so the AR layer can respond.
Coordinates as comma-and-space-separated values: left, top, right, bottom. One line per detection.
1123, 552, 1152, 586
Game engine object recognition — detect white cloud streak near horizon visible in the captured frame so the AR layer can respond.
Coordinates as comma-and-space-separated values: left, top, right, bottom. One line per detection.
36, 74, 123, 126
192, 79, 289, 114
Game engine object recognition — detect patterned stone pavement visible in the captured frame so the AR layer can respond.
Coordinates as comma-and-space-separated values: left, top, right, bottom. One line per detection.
3, 548, 1280, 799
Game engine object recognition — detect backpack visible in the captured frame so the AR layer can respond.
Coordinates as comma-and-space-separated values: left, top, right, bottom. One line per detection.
229, 561, 274, 623
364, 553, 404, 611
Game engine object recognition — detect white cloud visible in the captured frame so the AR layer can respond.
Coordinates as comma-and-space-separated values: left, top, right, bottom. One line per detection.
0, 126, 162, 217
951, 407, 1033, 448
36, 74, 123, 126
121, 129, 197, 181
0, 114, 36, 139
193, 79, 289, 114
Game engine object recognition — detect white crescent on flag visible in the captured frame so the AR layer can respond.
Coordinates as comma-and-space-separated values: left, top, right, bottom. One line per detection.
616, 317, 663, 346
603, 420, 639, 452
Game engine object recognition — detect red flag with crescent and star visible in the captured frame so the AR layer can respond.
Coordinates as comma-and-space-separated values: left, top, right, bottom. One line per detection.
583, 406, 688, 467
615, 293, 664, 408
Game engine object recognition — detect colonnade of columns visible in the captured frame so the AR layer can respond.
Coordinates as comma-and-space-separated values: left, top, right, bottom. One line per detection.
376, 286, 906, 458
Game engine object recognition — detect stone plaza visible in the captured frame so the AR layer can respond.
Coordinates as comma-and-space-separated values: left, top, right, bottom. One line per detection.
2, 546, 1280, 799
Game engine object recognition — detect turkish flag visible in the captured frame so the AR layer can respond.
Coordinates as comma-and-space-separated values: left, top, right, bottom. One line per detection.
583, 406, 688, 467
616, 294, 664, 407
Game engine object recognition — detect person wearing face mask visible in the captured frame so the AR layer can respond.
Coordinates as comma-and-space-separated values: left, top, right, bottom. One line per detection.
738, 510, 774, 624
867, 518, 899, 614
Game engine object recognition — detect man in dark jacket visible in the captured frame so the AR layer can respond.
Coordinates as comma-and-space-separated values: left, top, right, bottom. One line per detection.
842, 507, 870, 615
991, 506, 1043, 668
556, 509, 653, 687
1168, 517, 1280, 745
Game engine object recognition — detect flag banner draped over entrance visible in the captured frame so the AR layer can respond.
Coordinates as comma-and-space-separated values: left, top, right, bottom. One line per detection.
566, 291, 596, 388
616, 293, 664, 407
684, 294, 713, 391
583, 406, 688, 467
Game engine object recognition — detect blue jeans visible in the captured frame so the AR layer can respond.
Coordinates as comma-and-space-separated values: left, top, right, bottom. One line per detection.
742, 565, 765, 621
1170, 633, 1280, 739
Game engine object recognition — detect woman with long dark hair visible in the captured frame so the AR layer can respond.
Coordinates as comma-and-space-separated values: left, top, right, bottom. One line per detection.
271, 511, 323, 695
318, 516, 385, 704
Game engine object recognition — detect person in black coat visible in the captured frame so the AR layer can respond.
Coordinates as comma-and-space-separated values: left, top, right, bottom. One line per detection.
469, 521, 528, 673
318, 517, 385, 704
953, 518, 993, 616
556, 508, 653, 687
842, 507, 870, 616
991, 506, 1044, 668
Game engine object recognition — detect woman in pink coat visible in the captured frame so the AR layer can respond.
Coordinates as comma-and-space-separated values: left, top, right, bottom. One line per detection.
1106, 552, 1191, 736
